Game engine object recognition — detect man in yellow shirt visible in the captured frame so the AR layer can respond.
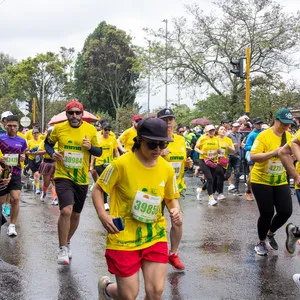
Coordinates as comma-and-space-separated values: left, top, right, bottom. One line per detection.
45, 99, 102, 265
117, 115, 142, 153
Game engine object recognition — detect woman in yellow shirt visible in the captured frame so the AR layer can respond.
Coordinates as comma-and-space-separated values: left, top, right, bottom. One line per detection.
92, 118, 180, 300
250, 108, 294, 256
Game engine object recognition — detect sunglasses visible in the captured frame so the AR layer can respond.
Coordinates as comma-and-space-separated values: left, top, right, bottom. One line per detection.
135, 119, 142, 123
67, 110, 82, 116
143, 139, 169, 150
103, 128, 111, 131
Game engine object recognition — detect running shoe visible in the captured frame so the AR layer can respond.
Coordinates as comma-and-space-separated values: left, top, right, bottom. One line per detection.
98, 276, 113, 300
217, 193, 226, 201
2, 205, 10, 217
267, 234, 278, 250
293, 274, 300, 289
104, 203, 110, 211
168, 253, 185, 270
208, 195, 217, 206
7, 224, 17, 237
52, 199, 58, 206
244, 192, 254, 201
57, 246, 69, 265
285, 223, 300, 254
40, 192, 47, 202
196, 187, 203, 200
254, 241, 268, 256
227, 184, 235, 191
35, 189, 41, 195
67, 242, 72, 259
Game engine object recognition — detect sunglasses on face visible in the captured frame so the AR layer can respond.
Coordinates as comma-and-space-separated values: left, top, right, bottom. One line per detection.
143, 139, 169, 150
135, 119, 142, 123
163, 117, 174, 122
103, 128, 111, 132
67, 110, 82, 116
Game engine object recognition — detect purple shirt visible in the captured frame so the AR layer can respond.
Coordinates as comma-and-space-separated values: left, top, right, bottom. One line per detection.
0, 134, 27, 175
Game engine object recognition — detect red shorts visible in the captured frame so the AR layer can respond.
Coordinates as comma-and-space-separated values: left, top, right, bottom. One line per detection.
105, 242, 168, 277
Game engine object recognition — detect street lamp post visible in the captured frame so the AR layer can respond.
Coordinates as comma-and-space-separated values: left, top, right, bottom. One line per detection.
162, 19, 168, 108
42, 67, 45, 132
147, 40, 151, 117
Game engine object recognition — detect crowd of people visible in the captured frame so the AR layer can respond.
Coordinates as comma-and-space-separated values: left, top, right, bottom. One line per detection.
1, 100, 300, 298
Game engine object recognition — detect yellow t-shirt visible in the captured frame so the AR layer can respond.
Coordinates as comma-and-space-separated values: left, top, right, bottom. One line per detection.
196, 134, 219, 162
27, 139, 42, 161
218, 136, 234, 169
163, 134, 187, 193
118, 127, 137, 152
48, 121, 100, 185
250, 128, 291, 186
95, 134, 118, 166
97, 152, 179, 251
38, 140, 58, 159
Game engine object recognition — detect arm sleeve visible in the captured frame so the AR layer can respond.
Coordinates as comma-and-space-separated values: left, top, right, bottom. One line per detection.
88, 146, 102, 157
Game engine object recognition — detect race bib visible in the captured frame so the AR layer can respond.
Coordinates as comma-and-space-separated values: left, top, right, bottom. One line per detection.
131, 191, 161, 223
64, 152, 84, 169
267, 160, 284, 175
207, 150, 217, 159
170, 162, 182, 177
4, 154, 18, 166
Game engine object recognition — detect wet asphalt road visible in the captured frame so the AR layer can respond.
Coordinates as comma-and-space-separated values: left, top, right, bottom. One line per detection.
1, 176, 300, 300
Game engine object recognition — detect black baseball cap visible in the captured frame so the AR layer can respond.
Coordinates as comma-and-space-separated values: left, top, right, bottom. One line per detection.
137, 118, 173, 142
157, 108, 175, 119
102, 121, 111, 129
253, 117, 263, 124
221, 119, 230, 124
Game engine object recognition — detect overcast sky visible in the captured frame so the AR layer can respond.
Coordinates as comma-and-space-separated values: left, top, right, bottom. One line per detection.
0, 0, 299, 111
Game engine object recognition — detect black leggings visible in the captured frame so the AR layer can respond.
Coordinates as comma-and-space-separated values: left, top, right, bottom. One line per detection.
214, 165, 225, 194
199, 160, 216, 196
252, 183, 292, 241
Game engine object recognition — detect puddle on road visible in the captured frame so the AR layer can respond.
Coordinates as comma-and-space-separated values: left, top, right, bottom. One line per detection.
199, 240, 241, 254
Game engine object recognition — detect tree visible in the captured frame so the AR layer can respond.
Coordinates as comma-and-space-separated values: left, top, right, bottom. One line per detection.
5, 48, 75, 127
0, 53, 16, 98
144, 0, 300, 116
74, 21, 141, 123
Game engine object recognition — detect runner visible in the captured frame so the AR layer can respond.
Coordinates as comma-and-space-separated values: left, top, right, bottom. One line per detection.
117, 115, 142, 153
37, 126, 58, 205
92, 117, 180, 300
44, 99, 102, 265
0, 115, 27, 237
26, 128, 42, 194
250, 108, 293, 256
90, 121, 119, 211
158, 108, 192, 270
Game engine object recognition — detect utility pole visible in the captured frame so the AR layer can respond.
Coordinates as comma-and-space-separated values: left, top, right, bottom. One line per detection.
162, 19, 168, 108
245, 47, 251, 114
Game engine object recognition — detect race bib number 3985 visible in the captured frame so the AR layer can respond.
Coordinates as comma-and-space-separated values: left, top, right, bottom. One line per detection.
131, 191, 161, 223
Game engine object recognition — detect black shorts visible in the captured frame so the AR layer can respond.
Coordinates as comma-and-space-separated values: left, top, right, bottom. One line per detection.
54, 178, 88, 213
28, 159, 41, 174
0, 175, 22, 197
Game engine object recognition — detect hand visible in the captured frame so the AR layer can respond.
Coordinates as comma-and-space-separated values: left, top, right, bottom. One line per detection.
52, 151, 64, 161
185, 157, 193, 168
82, 135, 91, 150
169, 207, 182, 226
99, 214, 120, 234
2, 173, 11, 186
200, 150, 206, 155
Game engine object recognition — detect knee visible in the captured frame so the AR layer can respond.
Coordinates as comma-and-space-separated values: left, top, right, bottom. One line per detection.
60, 206, 72, 218
118, 287, 139, 300
145, 286, 164, 300
10, 196, 20, 205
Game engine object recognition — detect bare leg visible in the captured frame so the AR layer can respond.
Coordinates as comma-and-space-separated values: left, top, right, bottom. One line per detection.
58, 205, 72, 246
9, 190, 21, 224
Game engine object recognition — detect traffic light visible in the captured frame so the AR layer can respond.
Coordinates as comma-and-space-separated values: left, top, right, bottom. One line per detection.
25, 100, 33, 113
230, 58, 245, 79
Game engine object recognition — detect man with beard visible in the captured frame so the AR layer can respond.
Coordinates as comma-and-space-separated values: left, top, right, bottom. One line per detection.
0, 115, 27, 237
45, 99, 102, 265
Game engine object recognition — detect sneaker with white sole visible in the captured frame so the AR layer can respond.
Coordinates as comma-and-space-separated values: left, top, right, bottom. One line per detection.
196, 187, 203, 200
104, 203, 110, 211
7, 224, 17, 237
40, 192, 47, 202
35, 189, 41, 195
228, 184, 235, 191
98, 276, 113, 299
217, 193, 226, 200
293, 274, 300, 289
254, 241, 268, 256
67, 243, 72, 259
208, 195, 217, 206
52, 199, 58, 206
285, 223, 300, 254
57, 246, 69, 265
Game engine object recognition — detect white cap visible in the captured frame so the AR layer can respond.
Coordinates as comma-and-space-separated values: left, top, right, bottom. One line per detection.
1, 111, 13, 121
262, 124, 269, 129
232, 122, 241, 127
205, 124, 215, 132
